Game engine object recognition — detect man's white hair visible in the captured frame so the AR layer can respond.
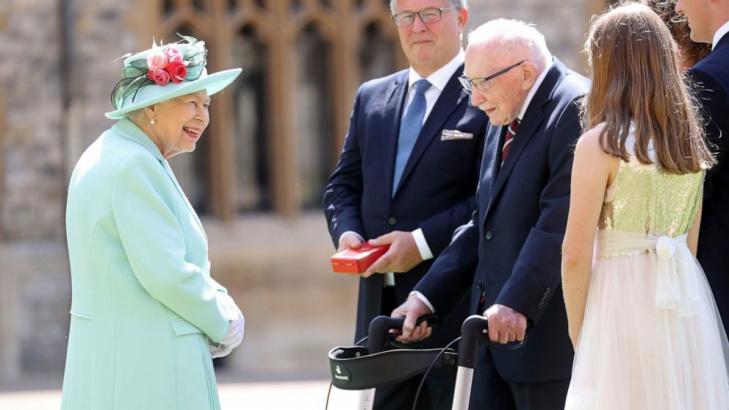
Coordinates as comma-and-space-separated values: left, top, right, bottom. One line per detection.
467, 19, 551, 69
390, 0, 467, 15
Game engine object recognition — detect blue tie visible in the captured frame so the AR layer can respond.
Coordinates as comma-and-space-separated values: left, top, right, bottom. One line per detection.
393, 79, 431, 195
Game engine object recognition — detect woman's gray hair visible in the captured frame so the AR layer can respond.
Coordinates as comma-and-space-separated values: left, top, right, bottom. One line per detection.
468, 19, 552, 69
390, 0, 467, 14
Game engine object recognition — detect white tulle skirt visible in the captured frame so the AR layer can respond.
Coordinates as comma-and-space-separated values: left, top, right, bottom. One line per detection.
565, 230, 729, 410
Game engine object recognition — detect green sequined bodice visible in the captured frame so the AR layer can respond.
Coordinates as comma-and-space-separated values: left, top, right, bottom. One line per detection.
599, 140, 703, 237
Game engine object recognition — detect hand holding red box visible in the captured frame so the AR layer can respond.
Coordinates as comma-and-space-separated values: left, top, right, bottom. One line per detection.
330, 243, 390, 274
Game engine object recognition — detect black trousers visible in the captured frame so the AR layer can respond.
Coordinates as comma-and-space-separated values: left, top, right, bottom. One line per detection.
468, 345, 569, 410
373, 366, 456, 410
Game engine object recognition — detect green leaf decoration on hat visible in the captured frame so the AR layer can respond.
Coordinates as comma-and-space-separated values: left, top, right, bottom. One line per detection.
181, 36, 207, 81
177, 33, 198, 45
110, 34, 209, 110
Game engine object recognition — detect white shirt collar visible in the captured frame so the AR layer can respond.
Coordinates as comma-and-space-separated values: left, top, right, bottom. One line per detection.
407, 49, 465, 91
517, 57, 554, 121
712, 20, 729, 50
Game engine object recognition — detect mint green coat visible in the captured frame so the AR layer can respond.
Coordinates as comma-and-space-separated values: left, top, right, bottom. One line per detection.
61, 119, 230, 410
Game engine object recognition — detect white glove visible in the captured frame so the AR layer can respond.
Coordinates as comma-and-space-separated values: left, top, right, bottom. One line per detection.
210, 293, 244, 358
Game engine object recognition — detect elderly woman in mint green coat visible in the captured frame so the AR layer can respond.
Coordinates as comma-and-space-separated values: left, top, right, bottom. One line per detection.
61, 36, 244, 410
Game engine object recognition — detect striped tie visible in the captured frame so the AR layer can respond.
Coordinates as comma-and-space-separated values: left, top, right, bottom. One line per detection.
501, 119, 521, 165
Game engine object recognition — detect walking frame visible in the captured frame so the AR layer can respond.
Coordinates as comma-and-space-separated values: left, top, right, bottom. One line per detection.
327, 314, 525, 410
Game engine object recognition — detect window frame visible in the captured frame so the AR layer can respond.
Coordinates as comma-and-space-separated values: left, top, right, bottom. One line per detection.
144, 0, 404, 220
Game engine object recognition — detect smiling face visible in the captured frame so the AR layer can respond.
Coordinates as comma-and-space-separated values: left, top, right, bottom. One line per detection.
143, 90, 210, 158
395, 0, 468, 77
464, 44, 537, 126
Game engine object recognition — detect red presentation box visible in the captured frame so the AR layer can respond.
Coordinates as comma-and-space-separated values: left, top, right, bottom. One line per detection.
330, 244, 390, 274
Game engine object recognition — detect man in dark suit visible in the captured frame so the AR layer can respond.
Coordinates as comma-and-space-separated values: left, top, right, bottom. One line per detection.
676, 0, 729, 332
322, 0, 487, 408
393, 19, 589, 410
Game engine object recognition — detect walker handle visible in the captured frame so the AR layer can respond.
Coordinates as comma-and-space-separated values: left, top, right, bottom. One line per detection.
458, 315, 527, 369
366, 314, 439, 354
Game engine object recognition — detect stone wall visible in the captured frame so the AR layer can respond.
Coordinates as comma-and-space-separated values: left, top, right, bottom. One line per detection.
203, 215, 357, 379
61, 0, 145, 172
0, 0, 66, 241
0, 0, 142, 383
0, 242, 70, 381
0, 0, 143, 242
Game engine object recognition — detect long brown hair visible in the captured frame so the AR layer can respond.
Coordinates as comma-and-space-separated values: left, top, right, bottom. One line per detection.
583, 2, 714, 173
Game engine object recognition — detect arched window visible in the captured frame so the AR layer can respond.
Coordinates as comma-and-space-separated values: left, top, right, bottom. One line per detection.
231, 26, 271, 212
294, 23, 334, 209
146, 0, 401, 219
359, 21, 398, 82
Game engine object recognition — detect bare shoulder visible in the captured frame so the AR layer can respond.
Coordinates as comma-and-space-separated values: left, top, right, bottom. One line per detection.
574, 124, 619, 179
575, 125, 606, 154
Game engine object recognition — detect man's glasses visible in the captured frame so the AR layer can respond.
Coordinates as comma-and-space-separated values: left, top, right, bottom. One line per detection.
392, 7, 455, 27
458, 60, 527, 94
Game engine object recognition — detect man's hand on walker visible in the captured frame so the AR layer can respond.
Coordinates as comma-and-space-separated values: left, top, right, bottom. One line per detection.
391, 294, 433, 343
484, 304, 527, 344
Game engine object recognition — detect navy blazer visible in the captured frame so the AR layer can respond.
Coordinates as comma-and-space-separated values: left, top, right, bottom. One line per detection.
415, 60, 589, 383
691, 33, 729, 331
323, 66, 488, 345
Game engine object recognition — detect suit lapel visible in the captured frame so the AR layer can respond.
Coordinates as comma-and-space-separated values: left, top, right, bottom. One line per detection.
477, 125, 502, 218
490, 107, 545, 191
482, 62, 566, 221
382, 72, 409, 200
393, 68, 467, 196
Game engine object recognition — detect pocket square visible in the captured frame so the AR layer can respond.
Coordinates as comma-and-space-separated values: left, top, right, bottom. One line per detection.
440, 129, 474, 141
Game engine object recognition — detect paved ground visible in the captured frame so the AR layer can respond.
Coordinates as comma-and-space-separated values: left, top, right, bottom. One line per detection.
0, 380, 363, 410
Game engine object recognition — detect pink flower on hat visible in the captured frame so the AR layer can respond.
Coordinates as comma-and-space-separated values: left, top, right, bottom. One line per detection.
109, 34, 226, 118
146, 50, 168, 71
165, 46, 184, 64
147, 68, 170, 86
165, 61, 187, 84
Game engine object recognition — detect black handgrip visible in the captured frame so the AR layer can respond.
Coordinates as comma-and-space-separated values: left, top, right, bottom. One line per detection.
458, 315, 488, 368
367, 314, 439, 354
458, 314, 527, 369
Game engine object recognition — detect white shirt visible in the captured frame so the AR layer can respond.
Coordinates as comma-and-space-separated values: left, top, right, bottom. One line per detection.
405, 49, 466, 126
339, 50, 466, 270
713, 20, 729, 50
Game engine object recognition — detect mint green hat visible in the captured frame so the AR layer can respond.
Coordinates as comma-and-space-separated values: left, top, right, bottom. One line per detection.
105, 34, 241, 120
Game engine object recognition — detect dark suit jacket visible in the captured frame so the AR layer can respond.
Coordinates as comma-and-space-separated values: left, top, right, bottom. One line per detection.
415, 60, 589, 383
323, 66, 488, 346
691, 33, 729, 331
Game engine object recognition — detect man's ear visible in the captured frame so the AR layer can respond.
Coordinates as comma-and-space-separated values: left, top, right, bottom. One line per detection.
521, 63, 537, 90
457, 7, 469, 30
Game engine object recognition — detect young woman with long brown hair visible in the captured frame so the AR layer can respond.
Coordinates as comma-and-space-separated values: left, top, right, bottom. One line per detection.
561, 3, 729, 409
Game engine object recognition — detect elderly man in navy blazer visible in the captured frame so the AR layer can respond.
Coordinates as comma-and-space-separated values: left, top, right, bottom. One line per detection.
677, 0, 729, 333
323, 0, 487, 408
393, 19, 589, 410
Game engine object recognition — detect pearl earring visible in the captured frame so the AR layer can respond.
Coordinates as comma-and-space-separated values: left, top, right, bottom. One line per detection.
149, 119, 156, 125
